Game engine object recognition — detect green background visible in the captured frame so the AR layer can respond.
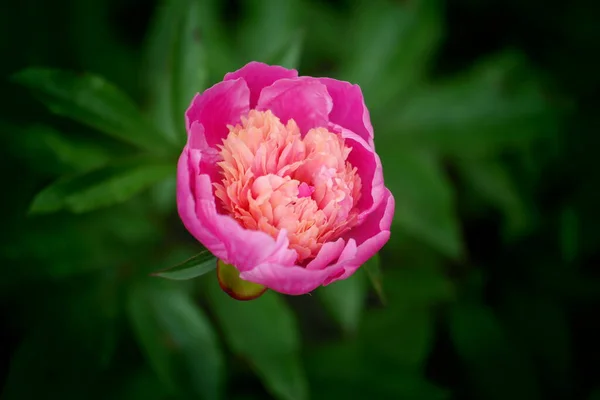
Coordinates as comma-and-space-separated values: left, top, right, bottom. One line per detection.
1, 0, 598, 399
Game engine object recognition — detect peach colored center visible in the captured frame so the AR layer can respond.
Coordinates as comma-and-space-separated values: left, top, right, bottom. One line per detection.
214, 110, 362, 263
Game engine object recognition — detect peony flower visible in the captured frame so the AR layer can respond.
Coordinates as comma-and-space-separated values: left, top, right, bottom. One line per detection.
177, 62, 395, 296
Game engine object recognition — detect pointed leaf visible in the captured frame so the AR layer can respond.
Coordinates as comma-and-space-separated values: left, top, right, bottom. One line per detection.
153, 250, 216, 280
383, 51, 558, 158
341, 0, 443, 111
151, 175, 177, 213
0, 122, 114, 175
208, 286, 308, 400
380, 148, 462, 259
13, 68, 176, 153
358, 262, 450, 370
128, 280, 224, 400
268, 30, 304, 70
363, 253, 385, 303
29, 158, 174, 214
458, 159, 531, 237
171, 0, 208, 130
383, 252, 455, 306
141, 0, 182, 140
143, 0, 229, 141
319, 270, 367, 335
239, 0, 302, 63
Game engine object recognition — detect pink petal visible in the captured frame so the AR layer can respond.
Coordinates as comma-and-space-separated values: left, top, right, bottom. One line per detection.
349, 188, 395, 246
256, 77, 333, 134
177, 144, 298, 271
330, 123, 385, 222
224, 61, 298, 109
239, 239, 363, 295
297, 182, 315, 198
185, 78, 250, 148
187, 122, 221, 183
240, 264, 340, 295
177, 147, 226, 255
240, 241, 357, 295
305, 238, 346, 270
318, 78, 375, 148
327, 188, 395, 284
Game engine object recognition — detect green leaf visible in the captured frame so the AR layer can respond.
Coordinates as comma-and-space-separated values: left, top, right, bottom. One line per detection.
29, 158, 174, 214
267, 30, 305, 70
150, 175, 177, 213
363, 307, 434, 371
127, 280, 224, 399
153, 250, 216, 280
341, 0, 443, 111
208, 287, 308, 400
142, 0, 181, 141
0, 122, 114, 175
359, 259, 448, 371
590, 389, 600, 400
363, 253, 385, 303
239, 0, 302, 63
383, 51, 556, 158
171, 0, 208, 131
380, 148, 462, 259
12, 68, 176, 153
382, 254, 455, 307
458, 159, 531, 237
0, 201, 163, 285
68, 0, 138, 97
143, 0, 228, 141
449, 302, 542, 400
300, 1, 346, 64
318, 269, 367, 335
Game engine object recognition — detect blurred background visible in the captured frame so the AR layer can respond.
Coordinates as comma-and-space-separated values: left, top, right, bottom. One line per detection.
1, 0, 599, 399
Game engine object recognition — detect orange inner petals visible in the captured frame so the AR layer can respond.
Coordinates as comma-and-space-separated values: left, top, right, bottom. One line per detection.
214, 110, 362, 263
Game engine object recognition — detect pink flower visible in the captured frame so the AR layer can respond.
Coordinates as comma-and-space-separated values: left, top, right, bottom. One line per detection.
177, 62, 395, 296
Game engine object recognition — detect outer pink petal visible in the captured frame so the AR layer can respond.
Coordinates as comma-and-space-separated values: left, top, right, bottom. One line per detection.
330, 124, 385, 222
240, 240, 358, 295
177, 145, 298, 269
177, 147, 225, 254
256, 77, 333, 134
327, 188, 395, 284
318, 78, 375, 148
185, 78, 250, 147
187, 122, 222, 184
240, 264, 340, 295
224, 61, 298, 109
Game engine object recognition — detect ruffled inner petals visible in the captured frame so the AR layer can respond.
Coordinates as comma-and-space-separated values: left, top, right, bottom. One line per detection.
214, 110, 362, 263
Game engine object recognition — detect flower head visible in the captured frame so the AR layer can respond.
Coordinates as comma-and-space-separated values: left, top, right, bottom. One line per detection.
215, 109, 362, 263
177, 62, 394, 296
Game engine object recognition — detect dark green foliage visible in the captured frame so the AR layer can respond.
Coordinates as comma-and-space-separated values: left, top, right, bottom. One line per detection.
1, 0, 598, 399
